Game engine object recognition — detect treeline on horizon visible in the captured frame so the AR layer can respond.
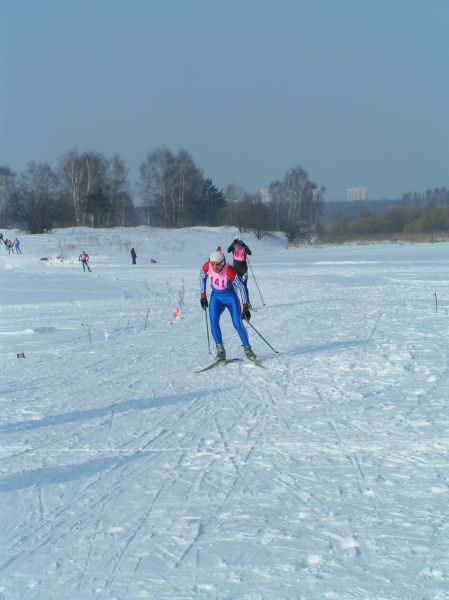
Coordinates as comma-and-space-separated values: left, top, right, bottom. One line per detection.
324, 190, 449, 240
0, 147, 447, 242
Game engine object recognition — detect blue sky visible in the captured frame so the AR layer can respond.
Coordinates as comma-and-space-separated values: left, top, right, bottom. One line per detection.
1, 0, 448, 200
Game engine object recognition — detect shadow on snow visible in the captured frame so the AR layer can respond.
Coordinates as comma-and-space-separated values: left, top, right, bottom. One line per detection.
0, 388, 233, 435
0, 449, 148, 493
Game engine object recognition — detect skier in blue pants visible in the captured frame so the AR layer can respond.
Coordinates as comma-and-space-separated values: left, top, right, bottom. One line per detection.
200, 248, 256, 362
79, 251, 91, 272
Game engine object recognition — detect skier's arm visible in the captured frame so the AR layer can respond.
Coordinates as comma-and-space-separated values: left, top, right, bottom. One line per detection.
199, 262, 209, 296
200, 269, 208, 309
243, 243, 252, 255
233, 276, 249, 305
227, 267, 249, 305
226, 243, 235, 253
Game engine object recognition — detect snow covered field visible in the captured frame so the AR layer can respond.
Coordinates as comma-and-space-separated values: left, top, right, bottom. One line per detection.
1, 226, 449, 600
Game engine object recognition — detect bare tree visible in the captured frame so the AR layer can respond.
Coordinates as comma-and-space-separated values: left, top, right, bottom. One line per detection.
249, 191, 271, 239
139, 147, 202, 227
268, 180, 287, 231
230, 191, 270, 237
268, 166, 323, 242
82, 152, 107, 201
59, 150, 128, 227
223, 183, 246, 225
176, 150, 203, 227
139, 147, 174, 226
105, 155, 132, 226
58, 150, 85, 225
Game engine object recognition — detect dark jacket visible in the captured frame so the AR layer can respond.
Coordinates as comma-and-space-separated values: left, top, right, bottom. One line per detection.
227, 239, 252, 256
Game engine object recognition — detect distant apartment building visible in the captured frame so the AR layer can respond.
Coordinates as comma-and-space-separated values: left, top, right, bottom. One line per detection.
346, 187, 368, 201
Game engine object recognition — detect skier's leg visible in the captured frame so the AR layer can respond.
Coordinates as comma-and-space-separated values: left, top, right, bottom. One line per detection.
242, 270, 250, 305
209, 294, 226, 344
226, 294, 250, 347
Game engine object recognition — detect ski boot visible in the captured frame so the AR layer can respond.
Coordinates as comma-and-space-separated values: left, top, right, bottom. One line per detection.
215, 343, 226, 362
244, 345, 257, 362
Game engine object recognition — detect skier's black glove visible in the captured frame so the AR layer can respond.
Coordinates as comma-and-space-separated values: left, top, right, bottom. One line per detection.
200, 297, 208, 310
241, 304, 251, 321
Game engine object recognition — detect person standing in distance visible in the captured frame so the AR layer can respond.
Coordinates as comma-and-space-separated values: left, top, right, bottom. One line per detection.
227, 236, 252, 303
200, 248, 256, 362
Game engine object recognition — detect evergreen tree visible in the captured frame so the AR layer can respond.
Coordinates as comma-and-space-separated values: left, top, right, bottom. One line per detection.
0, 165, 16, 227
200, 178, 225, 225
81, 188, 112, 227
9, 162, 61, 233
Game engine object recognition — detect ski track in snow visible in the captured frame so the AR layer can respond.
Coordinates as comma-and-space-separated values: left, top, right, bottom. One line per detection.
1, 227, 449, 599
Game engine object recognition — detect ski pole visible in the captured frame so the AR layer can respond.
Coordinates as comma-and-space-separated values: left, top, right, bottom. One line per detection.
244, 318, 278, 353
204, 308, 211, 354
82, 322, 92, 345
247, 258, 265, 306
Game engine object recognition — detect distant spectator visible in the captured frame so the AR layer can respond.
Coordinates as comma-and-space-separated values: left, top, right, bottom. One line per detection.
131, 247, 137, 265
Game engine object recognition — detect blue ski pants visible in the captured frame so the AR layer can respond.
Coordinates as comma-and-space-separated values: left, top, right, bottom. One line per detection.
209, 289, 249, 347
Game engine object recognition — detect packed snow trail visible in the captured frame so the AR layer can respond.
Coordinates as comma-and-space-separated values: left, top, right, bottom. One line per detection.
1, 227, 449, 599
